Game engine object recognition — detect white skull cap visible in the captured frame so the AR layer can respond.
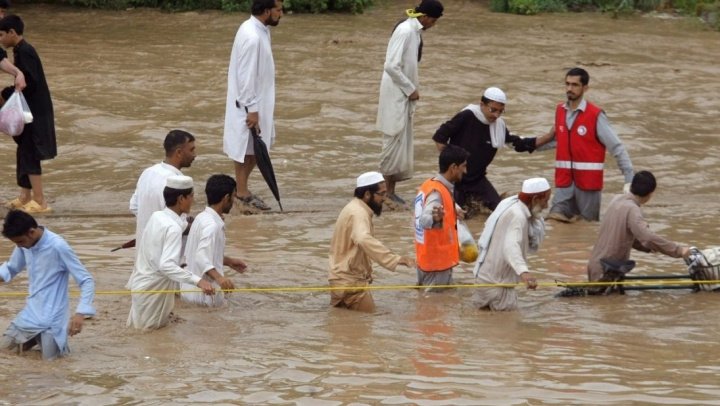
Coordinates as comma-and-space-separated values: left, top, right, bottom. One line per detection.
356, 171, 385, 188
483, 87, 507, 104
165, 175, 194, 190
521, 177, 551, 194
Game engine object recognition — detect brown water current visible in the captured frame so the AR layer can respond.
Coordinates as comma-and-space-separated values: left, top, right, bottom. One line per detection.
0, 2, 719, 404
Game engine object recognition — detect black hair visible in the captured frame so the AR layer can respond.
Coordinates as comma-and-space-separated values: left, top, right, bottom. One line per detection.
0, 0, 11, 9
438, 144, 469, 173
2, 209, 37, 239
0, 14, 23, 35
163, 130, 195, 156
566, 67, 590, 86
205, 174, 236, 205
630, 170, 657, 197
163, 187, 193, 207
354, 183, 380, 199
252, 0, 281, 15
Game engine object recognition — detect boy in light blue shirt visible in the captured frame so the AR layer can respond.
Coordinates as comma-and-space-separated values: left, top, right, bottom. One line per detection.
0, 210, 95, 360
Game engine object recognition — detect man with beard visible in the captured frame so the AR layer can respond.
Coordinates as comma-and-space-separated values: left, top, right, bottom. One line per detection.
328, 171, 415, 312
223, 0, 283, 212
414, 145, 469, 291
376, 0, 443, 207
130, 130, 196, 245
180, 174, 248, 307
472, 178, 551, 311
432, 87, 526, 218
513, 68, 633, 222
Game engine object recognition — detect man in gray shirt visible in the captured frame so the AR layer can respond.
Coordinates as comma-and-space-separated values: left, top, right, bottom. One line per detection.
514, 67, 633, 222
586, 170, 690, 282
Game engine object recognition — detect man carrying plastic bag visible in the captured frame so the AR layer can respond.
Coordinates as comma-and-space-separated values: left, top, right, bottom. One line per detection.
0, 91, 30, 136
0, 15, 56, 214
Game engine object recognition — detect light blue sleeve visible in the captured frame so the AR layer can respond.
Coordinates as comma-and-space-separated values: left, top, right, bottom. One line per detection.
0, 247, 26, 283
58, 243, 96, 316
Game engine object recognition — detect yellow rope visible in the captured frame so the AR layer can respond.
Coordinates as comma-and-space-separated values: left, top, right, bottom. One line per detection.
1, 279, 718, 298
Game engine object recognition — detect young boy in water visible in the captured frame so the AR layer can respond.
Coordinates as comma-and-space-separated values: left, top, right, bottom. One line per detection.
0, 210, 96, 360
0, 15, 56, 213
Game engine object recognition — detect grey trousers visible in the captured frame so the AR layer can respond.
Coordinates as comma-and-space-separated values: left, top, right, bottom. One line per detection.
1, 323, 63, 360
416, 268, 454, 293
549, 183, 601, 221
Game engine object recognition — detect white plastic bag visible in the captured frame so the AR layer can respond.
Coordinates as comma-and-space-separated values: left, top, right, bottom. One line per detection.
457, 220, 478, 263
0, 92, 32, 137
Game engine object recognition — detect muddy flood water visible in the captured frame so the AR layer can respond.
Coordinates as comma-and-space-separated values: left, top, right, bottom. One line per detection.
0, 1, 719, 404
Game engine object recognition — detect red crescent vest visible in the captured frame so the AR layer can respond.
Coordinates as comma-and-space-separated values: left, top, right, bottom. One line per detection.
414, 178, 459, 272
554, 101, 605, 191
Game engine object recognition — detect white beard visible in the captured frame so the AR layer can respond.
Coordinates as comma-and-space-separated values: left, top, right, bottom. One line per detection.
531, 203, 546, 218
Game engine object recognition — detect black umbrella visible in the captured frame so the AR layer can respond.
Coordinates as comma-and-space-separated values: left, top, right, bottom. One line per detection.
110, 238, 135, 252
250, 126, 283, 212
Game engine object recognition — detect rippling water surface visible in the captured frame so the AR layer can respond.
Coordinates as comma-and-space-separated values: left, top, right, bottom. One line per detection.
0, 2, 719, 404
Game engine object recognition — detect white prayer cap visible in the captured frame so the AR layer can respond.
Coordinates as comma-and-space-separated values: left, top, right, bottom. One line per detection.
356, 171, 385, 188
522, 177, 551, 194
165, 175, 194, 190
483, 87, 507, 104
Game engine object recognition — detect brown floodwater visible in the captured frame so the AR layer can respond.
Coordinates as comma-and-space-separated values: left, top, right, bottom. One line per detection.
0, 2, 719, 404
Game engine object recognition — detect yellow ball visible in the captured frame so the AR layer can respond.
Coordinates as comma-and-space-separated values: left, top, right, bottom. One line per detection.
459, 243, 478, 263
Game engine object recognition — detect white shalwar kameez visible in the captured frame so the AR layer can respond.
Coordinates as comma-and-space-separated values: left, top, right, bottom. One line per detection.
129, 162, 182, 245
223, 16, 276, 162
473, 201, 533, 311
376, 18, 422, 180
127, 208, 201, 330
180, 207, 227, 307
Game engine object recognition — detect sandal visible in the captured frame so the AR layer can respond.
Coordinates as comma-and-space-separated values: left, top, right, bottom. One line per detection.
20, 200, 52, 214
4, 197, 28, 209
236, 194, 271, 211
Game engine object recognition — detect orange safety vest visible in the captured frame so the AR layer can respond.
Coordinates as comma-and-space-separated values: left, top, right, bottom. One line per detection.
554, 102, 605, 191
414, 178, 459, 272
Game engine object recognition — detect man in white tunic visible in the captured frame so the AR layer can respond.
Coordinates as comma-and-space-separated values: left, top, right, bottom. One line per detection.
180, 174, 248, 307
127, 175, 215, 330
223, 0, 283, 211
472, 178, 551, 311
129, 130, 196, 245
376, 0, 443, 206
